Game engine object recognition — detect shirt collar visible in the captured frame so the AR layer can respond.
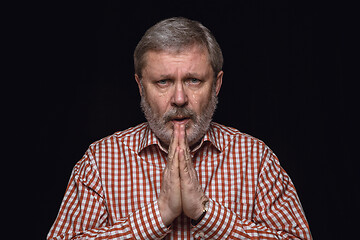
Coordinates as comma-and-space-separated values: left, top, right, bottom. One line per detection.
137, 123, 163, 153
137, 122, 225, 154
200, 122, 226, 152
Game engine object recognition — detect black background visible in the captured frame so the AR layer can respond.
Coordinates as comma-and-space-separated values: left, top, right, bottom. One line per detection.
20, 0, 357, 239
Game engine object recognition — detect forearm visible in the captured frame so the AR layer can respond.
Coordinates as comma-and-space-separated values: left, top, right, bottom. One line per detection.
48, 201, 170, 240
48, 157, 171, 240
128, 201, 171, 239
191, 199, 311, 240
190, 199, 236, 239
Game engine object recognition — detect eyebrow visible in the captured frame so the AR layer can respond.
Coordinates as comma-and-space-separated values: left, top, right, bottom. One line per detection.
159, 74, 172, 79
158, 72, 203, 79
184, 72, 202, 79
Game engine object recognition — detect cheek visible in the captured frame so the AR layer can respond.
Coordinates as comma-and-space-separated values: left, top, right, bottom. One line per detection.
147, 92, 171, 115
190, 89, 213, 112
191, 93, 199, 105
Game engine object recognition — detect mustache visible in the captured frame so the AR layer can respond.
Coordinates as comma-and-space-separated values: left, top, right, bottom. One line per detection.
163, 107, 197, 123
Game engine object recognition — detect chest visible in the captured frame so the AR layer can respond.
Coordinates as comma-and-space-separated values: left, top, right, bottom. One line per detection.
98, 144, 259, 225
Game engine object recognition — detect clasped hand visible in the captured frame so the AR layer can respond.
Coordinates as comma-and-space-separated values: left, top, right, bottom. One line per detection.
158, 124, 208, 226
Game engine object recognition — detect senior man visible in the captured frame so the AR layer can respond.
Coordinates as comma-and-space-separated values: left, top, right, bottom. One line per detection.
48, 17, 311, 239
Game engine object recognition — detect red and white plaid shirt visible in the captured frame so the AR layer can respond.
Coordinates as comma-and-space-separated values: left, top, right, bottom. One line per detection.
48, 122, 311, 239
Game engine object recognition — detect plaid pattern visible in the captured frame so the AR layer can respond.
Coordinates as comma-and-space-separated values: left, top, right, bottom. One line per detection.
48, 122, 311, 239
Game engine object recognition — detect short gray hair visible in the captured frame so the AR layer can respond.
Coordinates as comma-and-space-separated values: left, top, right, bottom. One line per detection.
134, 17, 223, 78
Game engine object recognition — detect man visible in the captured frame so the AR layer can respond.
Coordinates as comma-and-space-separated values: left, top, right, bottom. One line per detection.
48, 17, 312, 239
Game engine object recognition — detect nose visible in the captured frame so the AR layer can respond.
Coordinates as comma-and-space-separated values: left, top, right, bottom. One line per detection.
171, 82, 188, 107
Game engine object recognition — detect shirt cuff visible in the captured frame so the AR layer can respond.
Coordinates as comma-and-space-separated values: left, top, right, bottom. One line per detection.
128, 201, 171, 239
191, 199, 236, 239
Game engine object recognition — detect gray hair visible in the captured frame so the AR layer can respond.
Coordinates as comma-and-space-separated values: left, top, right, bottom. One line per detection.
134, 17, 223, 78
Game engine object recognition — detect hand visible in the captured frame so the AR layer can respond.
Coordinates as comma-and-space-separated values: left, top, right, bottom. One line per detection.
158, 124, 208, 226
178, 125, 209, 220
157, 125, 182, 226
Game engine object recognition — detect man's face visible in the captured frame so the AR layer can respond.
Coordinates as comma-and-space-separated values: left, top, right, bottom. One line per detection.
135, 45, 223, 148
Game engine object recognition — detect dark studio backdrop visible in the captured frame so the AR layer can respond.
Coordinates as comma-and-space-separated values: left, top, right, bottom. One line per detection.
27, 0, 357, 239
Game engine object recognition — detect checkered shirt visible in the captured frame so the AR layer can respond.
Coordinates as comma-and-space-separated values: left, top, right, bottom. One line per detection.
48, 122, 311, 239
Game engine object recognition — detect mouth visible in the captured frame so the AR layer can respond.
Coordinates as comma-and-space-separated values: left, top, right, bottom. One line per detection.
171, 116, 191, 125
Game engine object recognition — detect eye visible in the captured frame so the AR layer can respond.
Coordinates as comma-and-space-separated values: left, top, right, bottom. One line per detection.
156, 79, 169, 86
188, 78, 201, 84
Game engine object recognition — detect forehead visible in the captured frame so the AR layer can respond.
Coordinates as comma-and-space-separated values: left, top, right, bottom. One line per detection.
142, 46, 212, 77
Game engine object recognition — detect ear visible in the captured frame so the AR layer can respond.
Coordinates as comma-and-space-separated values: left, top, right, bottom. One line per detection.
135, 74, 143, 96
215, 71, 223, 96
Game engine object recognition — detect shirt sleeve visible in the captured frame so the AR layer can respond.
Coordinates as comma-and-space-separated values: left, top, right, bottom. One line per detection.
47, 150, 170, 240
191, 147, 312, 240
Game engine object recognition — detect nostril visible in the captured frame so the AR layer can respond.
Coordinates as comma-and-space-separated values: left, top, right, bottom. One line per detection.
171, 101, 188, 108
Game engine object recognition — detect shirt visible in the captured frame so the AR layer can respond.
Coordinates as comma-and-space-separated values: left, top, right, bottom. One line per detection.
48, 122, 312, 239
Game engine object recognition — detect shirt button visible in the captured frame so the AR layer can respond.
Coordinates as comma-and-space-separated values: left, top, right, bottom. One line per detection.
198, 231, 205, 239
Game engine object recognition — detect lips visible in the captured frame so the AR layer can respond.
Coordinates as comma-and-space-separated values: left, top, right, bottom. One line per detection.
171, 116, 191, 125
173, 116, 189, 121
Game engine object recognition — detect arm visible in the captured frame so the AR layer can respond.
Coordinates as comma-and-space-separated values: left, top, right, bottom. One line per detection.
191, 149, 312, 239
47, 150, 170, 240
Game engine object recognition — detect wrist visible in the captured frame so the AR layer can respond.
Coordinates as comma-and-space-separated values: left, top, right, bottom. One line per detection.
158, 199, 177, 226
191, 198, 209, 226
191, 208, 207, 226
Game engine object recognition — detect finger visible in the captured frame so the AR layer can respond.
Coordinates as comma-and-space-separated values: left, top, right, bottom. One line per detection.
168, 125, 179, 163
179, 147, 191, 174
178, 125, 192, 168
178, 148, 187, 176
178, 124, 187, 151
173, 147, 180, 172
178, 132, 189, 175
162, 147, 180, 189
179, 149, 200, 188
183, 127, 191, 154
179, 148, 199, 187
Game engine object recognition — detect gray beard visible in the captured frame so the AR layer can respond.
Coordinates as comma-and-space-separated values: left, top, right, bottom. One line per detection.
140, 87, 218, 148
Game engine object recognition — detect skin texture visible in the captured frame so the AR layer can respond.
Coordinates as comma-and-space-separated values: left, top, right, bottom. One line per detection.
135, 45, 223, 226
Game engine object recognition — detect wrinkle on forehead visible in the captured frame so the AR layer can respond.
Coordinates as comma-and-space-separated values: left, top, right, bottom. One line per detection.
142, 45, 211, 77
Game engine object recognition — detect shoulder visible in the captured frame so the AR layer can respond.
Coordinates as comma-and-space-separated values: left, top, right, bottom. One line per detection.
70, 123, 148, 190
74, 123, 148, 169
211, 122, 276, 165
211, 122, 268, 149
87, 122, 148, 151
